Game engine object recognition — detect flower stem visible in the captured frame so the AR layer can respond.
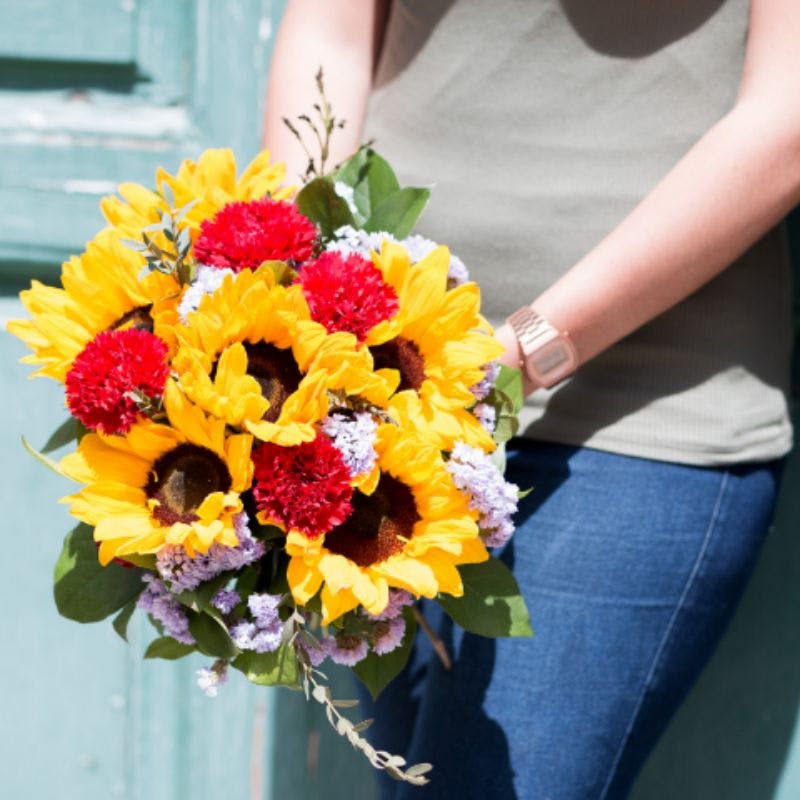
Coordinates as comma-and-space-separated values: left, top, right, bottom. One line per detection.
412, 605, 452, 671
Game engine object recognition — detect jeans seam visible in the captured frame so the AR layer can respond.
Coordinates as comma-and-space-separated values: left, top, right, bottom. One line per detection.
597, 470, 731, 800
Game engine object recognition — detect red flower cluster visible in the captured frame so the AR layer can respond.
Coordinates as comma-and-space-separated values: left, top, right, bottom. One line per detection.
193, 198, 317, 272
65, 329, 170, 435
252, 436, 354, 538
297, 251, 399, 342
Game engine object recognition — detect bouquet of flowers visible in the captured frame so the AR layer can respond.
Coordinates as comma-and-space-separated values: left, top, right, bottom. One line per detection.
9, 78, 530, 786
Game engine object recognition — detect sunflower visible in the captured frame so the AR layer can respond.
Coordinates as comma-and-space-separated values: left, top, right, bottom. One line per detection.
7, 229, 179, 382
60, 380, 253, 565
284, 423, 489, 624
301, 242, 504, 451
172, 268, 397, 447
100, 148, 295, 243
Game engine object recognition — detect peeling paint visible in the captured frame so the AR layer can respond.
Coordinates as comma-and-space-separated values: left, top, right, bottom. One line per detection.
258, 17, 272, 41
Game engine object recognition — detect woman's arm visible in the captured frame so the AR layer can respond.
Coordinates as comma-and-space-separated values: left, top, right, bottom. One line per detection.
262, 0, 389, 182
497, 0, 800, 382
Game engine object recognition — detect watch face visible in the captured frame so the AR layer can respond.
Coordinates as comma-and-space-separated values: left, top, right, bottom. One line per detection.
527, 338, 577, 387
531, 341, 571, 375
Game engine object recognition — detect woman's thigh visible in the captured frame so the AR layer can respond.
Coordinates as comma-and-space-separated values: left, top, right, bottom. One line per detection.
364, 441, 783, 800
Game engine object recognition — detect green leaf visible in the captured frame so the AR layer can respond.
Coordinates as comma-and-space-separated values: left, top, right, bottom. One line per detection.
295, 176, 355, 239
352, 607, 417, 699
112, 599, 137, 642
495, 365, 524, 414
144, 636, 195, 660
364, 187, 431, 239
187, 610, 238, 659
518, 487, 534, 500
233, 644, 300, 687
438, 558, 533, 638
40, 417, 87, 454
22, 435, 65, 477
53, 524, 145, 623
334, 148, 401, 224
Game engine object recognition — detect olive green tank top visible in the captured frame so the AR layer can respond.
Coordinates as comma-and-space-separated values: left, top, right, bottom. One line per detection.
362, 0, 793, 466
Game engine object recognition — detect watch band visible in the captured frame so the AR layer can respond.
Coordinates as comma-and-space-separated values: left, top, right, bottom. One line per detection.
506, 306, 578, 388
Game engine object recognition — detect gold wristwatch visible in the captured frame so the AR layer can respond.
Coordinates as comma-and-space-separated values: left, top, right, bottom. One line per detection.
506, 306, 578, 388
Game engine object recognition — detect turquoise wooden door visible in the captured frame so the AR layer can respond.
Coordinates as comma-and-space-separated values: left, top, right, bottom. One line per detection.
0, 3, 294, 798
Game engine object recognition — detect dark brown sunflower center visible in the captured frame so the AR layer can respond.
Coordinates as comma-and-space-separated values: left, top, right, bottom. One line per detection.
145, 443, 232, 526
109, 304, 154, 333
244, 341, 303, 423
324, 474, 420, 567
370, 337, 425, 392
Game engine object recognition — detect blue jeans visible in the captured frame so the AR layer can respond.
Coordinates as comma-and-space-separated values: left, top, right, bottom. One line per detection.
357, 439, 784, 799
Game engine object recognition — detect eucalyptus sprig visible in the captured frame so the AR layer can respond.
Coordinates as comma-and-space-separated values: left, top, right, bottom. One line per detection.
282, 67, 347, 183
298, 655, 433, 787
121, 191, 197, 287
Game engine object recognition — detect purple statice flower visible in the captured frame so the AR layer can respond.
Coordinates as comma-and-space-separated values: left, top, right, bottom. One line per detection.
321, 411, 378, 478
471, 361, 501, 401
137, 575, 194, 645
248, 593, 282, 628
230, 621, 258, 650
211, 589, 240, 615
366, 589, 414, 621
301, 637, 328, 668
371, 616, 406, 656
156, 512, 265, 592
473, 402, 497, 435
230, 592, 284, 654
325, 634, 369, 667
447, 441, 519, 549
178, 264, 234, 321
196, 661, 228, 697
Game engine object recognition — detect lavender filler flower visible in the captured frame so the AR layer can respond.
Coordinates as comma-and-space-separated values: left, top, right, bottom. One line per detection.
447, 441, 519, 549
322, 411, 378, 478
196, 661, 228, 698
230, 593, 284, 654
156, 512, 265, 592
137, 575, 194, 645
471, 361, 501, 402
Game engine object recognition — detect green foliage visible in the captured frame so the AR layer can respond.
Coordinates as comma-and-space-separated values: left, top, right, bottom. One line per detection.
295, 176, 354, 240
233, 643, 300, 687
333, 147, 432, 238
485, 365, 525, 444
334, 148, 400, 226
144, 636, 195, 660
495, 365, 524, 413
187, 609, 238, 659
438, 558, 533, 638
22, 435, 64, 477
112, 599, 137, 642
352, 607, 417, 699
364, 187, 431, 239
53, 524, 145, 623
40, 416, 87, 454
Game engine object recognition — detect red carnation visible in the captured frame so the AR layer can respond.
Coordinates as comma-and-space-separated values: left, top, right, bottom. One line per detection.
297, 251, 399, 342
193, 198, 317, 272
66, 329, 170, 435
252, 437, 354, 538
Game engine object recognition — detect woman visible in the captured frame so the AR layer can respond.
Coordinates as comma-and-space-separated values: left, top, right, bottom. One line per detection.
264, 1, 797, 797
